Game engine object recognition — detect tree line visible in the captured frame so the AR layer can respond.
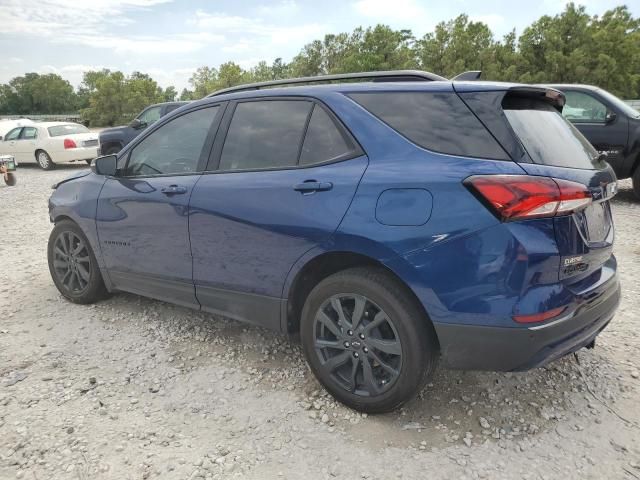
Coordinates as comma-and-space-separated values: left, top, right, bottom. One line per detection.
0, 3, 638, 127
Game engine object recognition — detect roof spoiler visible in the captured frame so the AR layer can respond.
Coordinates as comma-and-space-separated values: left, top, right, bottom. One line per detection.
506, 86, 566, 111
452, 71, 482, 81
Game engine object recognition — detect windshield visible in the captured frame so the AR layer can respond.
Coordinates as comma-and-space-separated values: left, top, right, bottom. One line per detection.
47, 124, 90, 137
503, 97, 602, 169
596, 88, 640, 119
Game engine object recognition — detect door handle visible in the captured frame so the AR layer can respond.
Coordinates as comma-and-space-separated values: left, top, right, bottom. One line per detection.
294, 181, 333, 193
160, 185, 188, 195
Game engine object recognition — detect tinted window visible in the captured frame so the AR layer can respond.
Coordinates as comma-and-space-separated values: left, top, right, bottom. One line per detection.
21, 127, 37, 139
349, 92, 508, 160
48, 124, 89, 136
504, 97, 600, 169
299, 105, 355, 165
165, 104, 183, 115
219, 100, 312, 171
138, 106, 162, 125
562, 91, 607, 123
124, 106, 219, 176
4, 128, 21, 141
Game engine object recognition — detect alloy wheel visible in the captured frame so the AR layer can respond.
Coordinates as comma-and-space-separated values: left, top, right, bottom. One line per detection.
313, 294, 402, 397
52, 231, 91, 294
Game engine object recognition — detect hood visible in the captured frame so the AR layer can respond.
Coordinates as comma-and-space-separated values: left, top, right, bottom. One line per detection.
51, 169, 92, 189
99, 125, 130, 137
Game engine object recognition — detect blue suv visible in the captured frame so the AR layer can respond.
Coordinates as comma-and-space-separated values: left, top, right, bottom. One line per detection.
47, 71, 620, 413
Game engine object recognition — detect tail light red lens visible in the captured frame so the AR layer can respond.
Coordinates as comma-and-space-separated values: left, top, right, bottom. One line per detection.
513, 306, 566, 324
63, 138, 77, 149
465, 175, 592, 221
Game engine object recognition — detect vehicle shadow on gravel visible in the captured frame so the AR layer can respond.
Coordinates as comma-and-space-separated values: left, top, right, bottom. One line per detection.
96, 292, 624, 450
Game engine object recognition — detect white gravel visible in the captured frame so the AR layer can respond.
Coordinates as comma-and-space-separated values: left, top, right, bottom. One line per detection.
1, 164, 639, 479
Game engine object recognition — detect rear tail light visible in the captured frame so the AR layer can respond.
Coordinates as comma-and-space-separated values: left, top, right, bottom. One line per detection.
465, 175, 592, 221
63, 138, 77, 149
513, 306, 566, 324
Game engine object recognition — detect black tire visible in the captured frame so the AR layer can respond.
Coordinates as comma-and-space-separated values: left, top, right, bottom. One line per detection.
36, 150, 55, 170
4, 172, 16, 186
300, 267, 438, 413
633, 166, 640, 200
85, 159, 93, 165
47, 220, 108, 304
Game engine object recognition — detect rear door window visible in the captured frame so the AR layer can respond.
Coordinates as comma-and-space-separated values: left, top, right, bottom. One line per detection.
348, 92, 509, 160
299, 105, 357, 165
21, 127, 37, 139
503, 97, 600, 169
219, 100, 312, 171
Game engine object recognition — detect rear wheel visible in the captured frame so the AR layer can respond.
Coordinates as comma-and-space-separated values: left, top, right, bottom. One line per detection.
300, 267, 438, 413
47, 220, 107, 304
633, 165, 640, 200
36, 150, 54, 170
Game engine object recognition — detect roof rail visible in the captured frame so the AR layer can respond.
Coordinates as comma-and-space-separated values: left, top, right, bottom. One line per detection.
452, 70, 482, 81
207, 70, 447, 97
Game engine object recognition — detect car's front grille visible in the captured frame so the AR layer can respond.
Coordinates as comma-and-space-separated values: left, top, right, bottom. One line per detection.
82, 139, 99, 147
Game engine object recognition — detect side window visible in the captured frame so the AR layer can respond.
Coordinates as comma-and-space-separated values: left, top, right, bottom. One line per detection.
218, 100, 312, 171
4, 128, 22, 141
124, 106, 219, 177
164, 104, 182, 115
137, 106, 162, 126
562, 91, 607, 123
299, 105, 357, 165
349, 92, 509, 160
21, 127, 37, 139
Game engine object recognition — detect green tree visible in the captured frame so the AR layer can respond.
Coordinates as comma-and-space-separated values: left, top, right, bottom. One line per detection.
0, 73, 77, 114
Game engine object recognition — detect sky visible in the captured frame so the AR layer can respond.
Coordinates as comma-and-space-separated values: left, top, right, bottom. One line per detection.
0, 0, 638, 92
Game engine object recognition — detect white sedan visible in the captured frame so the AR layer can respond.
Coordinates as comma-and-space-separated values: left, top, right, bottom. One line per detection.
0, 122, 99, 170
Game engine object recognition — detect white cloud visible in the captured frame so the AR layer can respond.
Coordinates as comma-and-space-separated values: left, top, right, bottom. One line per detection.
469, 14, 505, 31
352, 0, 430, 28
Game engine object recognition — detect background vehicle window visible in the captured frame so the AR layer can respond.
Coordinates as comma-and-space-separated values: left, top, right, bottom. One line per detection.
299, 105, 355, 165
21, 127, 37, 139
562, 91, 607, 123
165, 104, 182, 115
124, 106, 219, 176
137, 106, 162, 125
4, 128, 22, 141
219, 100, 312, 171
349, 92, 509, 160
48, 124, 89, 136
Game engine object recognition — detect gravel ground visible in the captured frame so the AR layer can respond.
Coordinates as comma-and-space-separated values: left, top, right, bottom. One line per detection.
1, 165, 639, 480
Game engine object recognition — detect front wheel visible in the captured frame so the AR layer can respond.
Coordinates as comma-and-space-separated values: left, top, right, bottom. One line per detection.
300, 267, 438, 413
47, 220, 107, 304
4, 172, 16, 186
36, 150, 54, 170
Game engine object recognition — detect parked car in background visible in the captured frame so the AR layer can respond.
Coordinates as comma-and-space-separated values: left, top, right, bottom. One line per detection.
0, 118, 35, 139
48, 71, 620, 413
98, 101, 188, 155
544, 84, 640, 198
0, 122, 99, 170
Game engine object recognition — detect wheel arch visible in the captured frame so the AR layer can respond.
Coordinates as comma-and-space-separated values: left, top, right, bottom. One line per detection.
284, 250, 438, 347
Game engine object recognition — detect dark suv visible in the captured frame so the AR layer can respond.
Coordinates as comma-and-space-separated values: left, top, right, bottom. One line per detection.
98, 101, 188, 155
545, 84, 640, 198
48, 71, 620, 413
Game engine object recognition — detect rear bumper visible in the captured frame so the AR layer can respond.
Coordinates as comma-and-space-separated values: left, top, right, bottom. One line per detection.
54, 147, 99, 163
435, 274, 620, 371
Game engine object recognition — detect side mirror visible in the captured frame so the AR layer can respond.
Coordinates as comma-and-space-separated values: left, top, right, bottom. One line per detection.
605, 111, 617, 124
129, 118, 146, 130
91, 155, 118, 176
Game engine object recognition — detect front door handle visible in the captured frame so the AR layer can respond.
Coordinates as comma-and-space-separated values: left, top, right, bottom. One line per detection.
294, 181, 333, 193
160, 185, 188, 195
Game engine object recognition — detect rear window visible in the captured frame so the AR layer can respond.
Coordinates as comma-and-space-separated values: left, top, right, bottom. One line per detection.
503, 97, 601, 169
48, 124, 89, 137
348, 92, 509, 160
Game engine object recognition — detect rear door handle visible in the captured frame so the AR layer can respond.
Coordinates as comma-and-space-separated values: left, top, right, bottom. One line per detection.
160, 185, 188, 195
294, 181, 333, 193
